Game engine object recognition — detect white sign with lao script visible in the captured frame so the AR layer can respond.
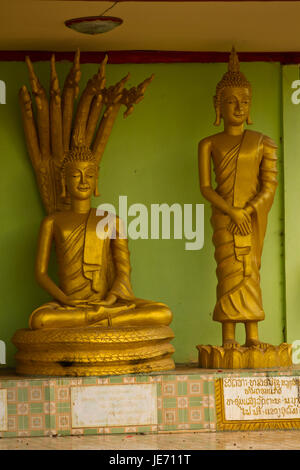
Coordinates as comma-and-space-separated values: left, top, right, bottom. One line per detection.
71, 383, 157, 428
223, 376, 300, 421
0, 389, 7, 431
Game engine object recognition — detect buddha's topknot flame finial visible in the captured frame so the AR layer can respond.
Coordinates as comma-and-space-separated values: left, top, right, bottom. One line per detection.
228, 47, 240, 74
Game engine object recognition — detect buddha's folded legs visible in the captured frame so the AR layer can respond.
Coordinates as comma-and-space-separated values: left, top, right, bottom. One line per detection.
29, 302, 90, 329
29, 299, 172, 330
93, 299, 173, 327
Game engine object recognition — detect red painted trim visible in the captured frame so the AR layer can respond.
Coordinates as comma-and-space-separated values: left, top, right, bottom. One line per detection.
60, 0, 300, 2
1, 50, 300, 65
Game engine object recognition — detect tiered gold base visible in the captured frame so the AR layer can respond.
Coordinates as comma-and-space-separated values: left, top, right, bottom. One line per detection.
12, 325, 175, 376
197, 343, 292, 369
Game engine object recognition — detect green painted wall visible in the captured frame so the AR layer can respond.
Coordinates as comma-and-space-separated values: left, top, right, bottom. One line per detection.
282, 66, 300, 346
0, 60, 285, 367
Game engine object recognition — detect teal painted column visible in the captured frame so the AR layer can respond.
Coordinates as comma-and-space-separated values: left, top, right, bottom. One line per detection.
282, 65, 300, 344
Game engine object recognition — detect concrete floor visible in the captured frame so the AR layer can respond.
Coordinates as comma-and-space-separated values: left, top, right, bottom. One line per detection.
0, 430, 299, 450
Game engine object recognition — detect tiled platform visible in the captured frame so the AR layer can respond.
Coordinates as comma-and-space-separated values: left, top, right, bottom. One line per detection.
0, 365, 300, 438
1, 430, 300, 450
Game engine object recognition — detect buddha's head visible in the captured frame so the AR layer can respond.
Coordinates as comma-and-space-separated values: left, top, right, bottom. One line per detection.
214, 48, 252, 127
60, 146, 99, 200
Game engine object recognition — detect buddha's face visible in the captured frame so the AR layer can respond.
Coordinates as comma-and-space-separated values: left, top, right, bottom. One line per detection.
220, 87, 251, 126
65, 161, 98, 200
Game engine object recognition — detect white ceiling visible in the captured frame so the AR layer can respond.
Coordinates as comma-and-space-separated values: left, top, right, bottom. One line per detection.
2, 1, 300, 52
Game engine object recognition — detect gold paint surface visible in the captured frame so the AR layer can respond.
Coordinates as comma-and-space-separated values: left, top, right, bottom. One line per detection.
14, 51, 174, 376
215, 377, 300, 431
197, 49, 284, 361
197, 343, 292, 369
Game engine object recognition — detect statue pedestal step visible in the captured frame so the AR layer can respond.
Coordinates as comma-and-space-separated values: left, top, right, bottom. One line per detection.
1, 365, 300, 437
12, 325, 175, 376
197, 343, 292, 369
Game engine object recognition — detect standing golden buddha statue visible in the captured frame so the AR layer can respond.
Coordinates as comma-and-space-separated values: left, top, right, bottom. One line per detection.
12, 51, 175, 376
197, 48, 291, 368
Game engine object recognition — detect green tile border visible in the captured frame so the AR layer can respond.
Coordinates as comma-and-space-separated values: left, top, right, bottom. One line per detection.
109, 377, 124, 384
44, 386, 55, 401
163, 397, 177, 408
30, 403, 44, 414
83, 428, 99, 435
162, 375, 176, 382
45, 415, 56, 430
2, 432, 18, 438
107, 427, 125, 434
82, 378, 97, 385
58, 430, 71, 436
178, 408, 188, 423
203, 381, 214, 394
177, 382, 187, 396
136, 376, 150, 383
30, 430, 46, 437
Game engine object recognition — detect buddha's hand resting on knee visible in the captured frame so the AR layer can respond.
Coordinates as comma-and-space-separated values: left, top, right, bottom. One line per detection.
96, 294, 117, 306
87, 302, 136, 324
58, 296, 89, 308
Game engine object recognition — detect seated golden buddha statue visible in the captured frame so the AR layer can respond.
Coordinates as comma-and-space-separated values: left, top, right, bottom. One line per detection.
12, 51, 175, 376
196, 48, 291, 368
30, 145, 172, 331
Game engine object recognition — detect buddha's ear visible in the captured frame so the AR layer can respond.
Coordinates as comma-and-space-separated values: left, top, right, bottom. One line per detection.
60, 176, 66, 198
213, 96, 221, 126
94, 174, 100, 197
246, 113, 253, 125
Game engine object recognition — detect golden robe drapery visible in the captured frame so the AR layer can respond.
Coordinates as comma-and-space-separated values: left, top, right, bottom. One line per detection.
211, 130, 278, 323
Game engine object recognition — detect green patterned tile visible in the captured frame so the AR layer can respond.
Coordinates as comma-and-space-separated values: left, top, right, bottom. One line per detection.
82, 377, 97, 385
177, 382, 187, 396
30, 430, 45, 437
190, 423, 204, 430
58, 430, 71, 436
44, 386, 55, 401
29, 380, 42, 386
83, 428, 99, 435
56, 379, 71, 386
136, 376, 149, 383
30, 403, 43, 414
110, 427, 126, 434
189, 396, 203, 407
136, 426, 151, 433
109, 377, 123, 384
56, 402, 70, 413
7, 404, 16, 415
204, 407, 211, 422
162, 375, 176, 382
45, 415, 56, 429
188, 375, 202, 380
156, 383, 162, 396
207, 406, 216, 425
3, 432, 17, 437
178, 409, 188, 423
1, 381, 17, 388
18, 415, 29, 430
157, 409, 162, 423
163, 397, 176, 408
203, 381, 214, 394
159, 424, 178, 431
17, 388, 28, 402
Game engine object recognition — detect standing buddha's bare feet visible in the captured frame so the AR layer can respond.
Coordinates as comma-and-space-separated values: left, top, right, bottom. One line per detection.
223, 339, 240, 349
244, 339, 270, 349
